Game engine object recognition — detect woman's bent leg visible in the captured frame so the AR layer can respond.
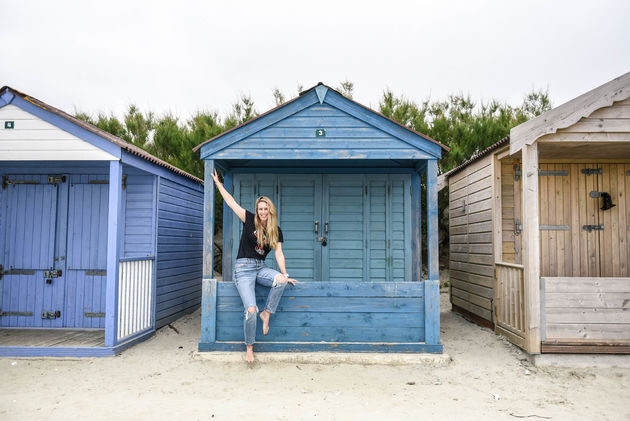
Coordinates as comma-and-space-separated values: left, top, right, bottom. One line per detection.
256, 267, 288, 335
257, 267, 288, 314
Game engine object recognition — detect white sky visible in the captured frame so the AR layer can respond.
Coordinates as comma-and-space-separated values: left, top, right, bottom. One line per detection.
2, 0, 630, 122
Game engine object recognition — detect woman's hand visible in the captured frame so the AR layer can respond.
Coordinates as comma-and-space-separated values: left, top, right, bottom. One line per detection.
211, 169, 221, 185
284, 275, 297, 286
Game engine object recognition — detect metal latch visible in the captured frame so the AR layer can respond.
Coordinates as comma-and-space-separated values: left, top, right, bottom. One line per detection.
582, 224, 604, 232
47, 176, 66, 185
590, 191, 616, 210
44, 269, 62, 285
581, 168, 603, 175
514, 219, 523, 236
514, 165, 522, 181
41, 310, 61, 319
43, 269, 62, 278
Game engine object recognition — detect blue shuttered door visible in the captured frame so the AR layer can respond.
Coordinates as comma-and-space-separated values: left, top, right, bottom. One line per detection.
64, 177, 109, 328
278, 175, 320, 281
231, 173, 411, 282
323, 175, 365, 281
1, 176, 60, 327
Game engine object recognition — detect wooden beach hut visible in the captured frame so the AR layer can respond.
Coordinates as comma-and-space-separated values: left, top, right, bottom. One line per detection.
0, 86, 204, 357
439, 72, 630, 354
195, 83, 448, 353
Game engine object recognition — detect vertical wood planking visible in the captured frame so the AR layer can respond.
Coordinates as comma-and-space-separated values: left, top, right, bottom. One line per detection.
200, 278, 217, 343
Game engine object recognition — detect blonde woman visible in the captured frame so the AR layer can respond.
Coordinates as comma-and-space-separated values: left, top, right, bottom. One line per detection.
211, 170, 297, 363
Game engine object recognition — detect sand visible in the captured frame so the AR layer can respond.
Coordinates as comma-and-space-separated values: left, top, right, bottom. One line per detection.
1, 292, 629, 421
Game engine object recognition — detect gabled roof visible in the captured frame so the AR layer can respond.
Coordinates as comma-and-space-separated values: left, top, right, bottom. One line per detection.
193, 82, 449, 156
510, 71, 630, 154
0, 86, 202, 184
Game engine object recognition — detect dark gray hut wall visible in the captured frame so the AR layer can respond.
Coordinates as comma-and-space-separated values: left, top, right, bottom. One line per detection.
155, 177, 204, 328
448, 154, 495, 323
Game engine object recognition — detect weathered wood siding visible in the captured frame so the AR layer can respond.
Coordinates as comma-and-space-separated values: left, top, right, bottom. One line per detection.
449, 155, 494, 322
0, 104, 118, 160
543, 277, 630, 343
541, 97, 630, 142
155, 178, 204, 328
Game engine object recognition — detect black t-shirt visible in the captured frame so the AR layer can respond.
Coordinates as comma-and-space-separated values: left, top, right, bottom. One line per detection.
236, 210, 283, 260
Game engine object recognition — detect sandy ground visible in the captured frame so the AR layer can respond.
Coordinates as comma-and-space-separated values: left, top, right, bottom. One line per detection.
1, 292, 629, 420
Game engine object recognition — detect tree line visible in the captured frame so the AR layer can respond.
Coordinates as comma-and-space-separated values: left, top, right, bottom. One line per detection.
75, 82, 551, 255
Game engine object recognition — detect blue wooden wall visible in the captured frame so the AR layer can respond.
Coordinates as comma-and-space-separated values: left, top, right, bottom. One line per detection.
122, 175, 155, 258
154, 177, 204, 328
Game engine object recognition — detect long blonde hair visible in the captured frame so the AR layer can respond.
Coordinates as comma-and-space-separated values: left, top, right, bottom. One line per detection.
254, 196, 280, 250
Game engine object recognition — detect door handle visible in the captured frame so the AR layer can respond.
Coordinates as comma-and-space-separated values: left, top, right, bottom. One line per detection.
314, 220, 319, 234
325, 221, 329, 235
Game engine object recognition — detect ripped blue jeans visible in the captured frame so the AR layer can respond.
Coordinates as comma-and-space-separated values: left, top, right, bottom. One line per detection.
233, 258, 287, 345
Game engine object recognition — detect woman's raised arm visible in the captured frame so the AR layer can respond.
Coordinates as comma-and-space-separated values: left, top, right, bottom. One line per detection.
211, 169, 246, 223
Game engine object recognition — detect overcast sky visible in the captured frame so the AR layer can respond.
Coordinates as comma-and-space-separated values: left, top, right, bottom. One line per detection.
2, 1, 629, 122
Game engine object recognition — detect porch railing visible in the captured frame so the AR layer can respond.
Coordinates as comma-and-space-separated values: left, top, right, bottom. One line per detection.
117, 257, 154, 342
494, 262, 526, 346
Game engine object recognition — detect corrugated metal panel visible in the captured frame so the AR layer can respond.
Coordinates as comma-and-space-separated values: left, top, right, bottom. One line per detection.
155, 178, 203, 328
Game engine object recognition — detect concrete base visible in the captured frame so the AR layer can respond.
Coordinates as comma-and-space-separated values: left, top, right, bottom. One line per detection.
531, 353, 630, 369
193, 351, 452, 366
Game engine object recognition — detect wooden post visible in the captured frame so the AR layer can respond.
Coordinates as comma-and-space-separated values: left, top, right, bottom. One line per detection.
521, 143, 541, 353
200, 159, 217, 345
425, 159, 440, 345
105, 160, 123, 347
222, 170, 233, 282
411, 172, 422, 281
203, 160, 215, 279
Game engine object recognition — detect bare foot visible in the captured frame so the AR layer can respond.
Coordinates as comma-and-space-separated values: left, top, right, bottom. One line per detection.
245, 345, 254, 364
259, 310, 270, 335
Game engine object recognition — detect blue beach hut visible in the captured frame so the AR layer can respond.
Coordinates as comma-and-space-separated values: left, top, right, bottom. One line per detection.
195, 83, 448, 353
0, 86, 203, 357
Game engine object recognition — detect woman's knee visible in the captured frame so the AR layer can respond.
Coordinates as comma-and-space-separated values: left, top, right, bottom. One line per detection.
272, 273, 288, 287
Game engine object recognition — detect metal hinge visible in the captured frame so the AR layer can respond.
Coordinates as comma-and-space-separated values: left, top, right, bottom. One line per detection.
540, 225, 570, 231
538, 170, 568, 176
84, 312, 105, 318
122, 174, 127, 190
85, 270, 106, 276
583, 224, 604, 232
2, 175, 40, 189
514, 219, 523, 236
0, 311, 33, 317
581, 168, 603, 175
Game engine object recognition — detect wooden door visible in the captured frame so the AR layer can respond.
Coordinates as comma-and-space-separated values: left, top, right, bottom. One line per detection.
538, 163, 630, 277
64, 179, 109, 328
598, 164, 630, 277
1, 175, 60, 327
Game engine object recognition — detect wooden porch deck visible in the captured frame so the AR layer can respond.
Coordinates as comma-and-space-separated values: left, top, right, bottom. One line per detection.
0, 329, 105, 348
